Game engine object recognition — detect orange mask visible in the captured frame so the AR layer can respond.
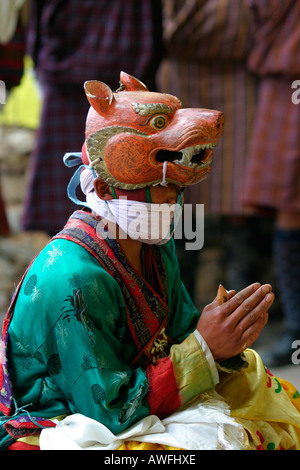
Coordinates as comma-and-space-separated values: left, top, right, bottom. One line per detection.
82, 71, 224, 190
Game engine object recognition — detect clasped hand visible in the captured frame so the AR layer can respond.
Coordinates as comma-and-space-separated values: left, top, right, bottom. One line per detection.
197, 283, 274, 362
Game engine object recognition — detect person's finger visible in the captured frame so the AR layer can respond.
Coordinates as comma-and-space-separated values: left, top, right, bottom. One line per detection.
220, 282, 261, 317
240, 310, 269, 351
210, 289, 235, 307
235, 291, 275, 333
229, 284, 273, 326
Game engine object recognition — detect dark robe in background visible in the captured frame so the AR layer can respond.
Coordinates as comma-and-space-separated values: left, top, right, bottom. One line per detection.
242, 0, 300, 212
22, 0, 163, 234
157, 0, 256, 215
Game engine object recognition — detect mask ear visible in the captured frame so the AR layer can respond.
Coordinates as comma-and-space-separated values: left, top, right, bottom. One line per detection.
84, 80, 114, 115
119, 71, 148, 91
93, 177, 113, 201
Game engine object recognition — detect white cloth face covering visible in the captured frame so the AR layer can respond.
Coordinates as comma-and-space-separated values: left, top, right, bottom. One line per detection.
80, 168, 183, 245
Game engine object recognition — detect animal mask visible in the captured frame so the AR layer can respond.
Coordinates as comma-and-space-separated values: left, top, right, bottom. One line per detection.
82, 71, 224, 190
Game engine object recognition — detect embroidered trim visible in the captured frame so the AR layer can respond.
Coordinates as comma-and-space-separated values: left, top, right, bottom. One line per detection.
0, 258, 38, 416
151, 328, 168, 364
53, 211, 170, 356
4, 415, 56, 438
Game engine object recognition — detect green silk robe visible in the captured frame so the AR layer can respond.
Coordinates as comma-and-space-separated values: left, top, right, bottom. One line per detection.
0, 211, 216, 447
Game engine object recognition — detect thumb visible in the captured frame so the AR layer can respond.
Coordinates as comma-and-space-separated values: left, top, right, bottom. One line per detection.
216, 284, 236, 305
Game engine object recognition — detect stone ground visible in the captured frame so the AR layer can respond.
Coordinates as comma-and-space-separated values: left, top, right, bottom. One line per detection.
0, 125, 299, 390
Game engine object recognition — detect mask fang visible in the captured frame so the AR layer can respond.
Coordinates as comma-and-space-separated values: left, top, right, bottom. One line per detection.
154, 161, 168, 187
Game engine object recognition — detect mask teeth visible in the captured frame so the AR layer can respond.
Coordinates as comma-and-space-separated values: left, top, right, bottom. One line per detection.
153, 161, 168, 187
161, 161, 168, 186
174, 142, 218, 167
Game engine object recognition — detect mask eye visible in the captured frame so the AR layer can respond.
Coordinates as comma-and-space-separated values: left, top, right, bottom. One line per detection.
149, 115, 168, 130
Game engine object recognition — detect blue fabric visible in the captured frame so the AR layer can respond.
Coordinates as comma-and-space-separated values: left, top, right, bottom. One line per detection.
63, 152, 95, 208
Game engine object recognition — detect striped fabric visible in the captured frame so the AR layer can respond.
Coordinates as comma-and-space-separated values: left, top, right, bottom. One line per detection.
26, 0, 163, 91
242, 0, 300, 212
157, 0, 257, 214
246, 0, 300, 78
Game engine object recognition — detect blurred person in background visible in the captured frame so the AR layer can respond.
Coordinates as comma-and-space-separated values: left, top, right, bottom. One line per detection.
157, 1, 300, 368
157, 0, 260, 304
22, 0, 163, 236
242, 0, 300, 366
